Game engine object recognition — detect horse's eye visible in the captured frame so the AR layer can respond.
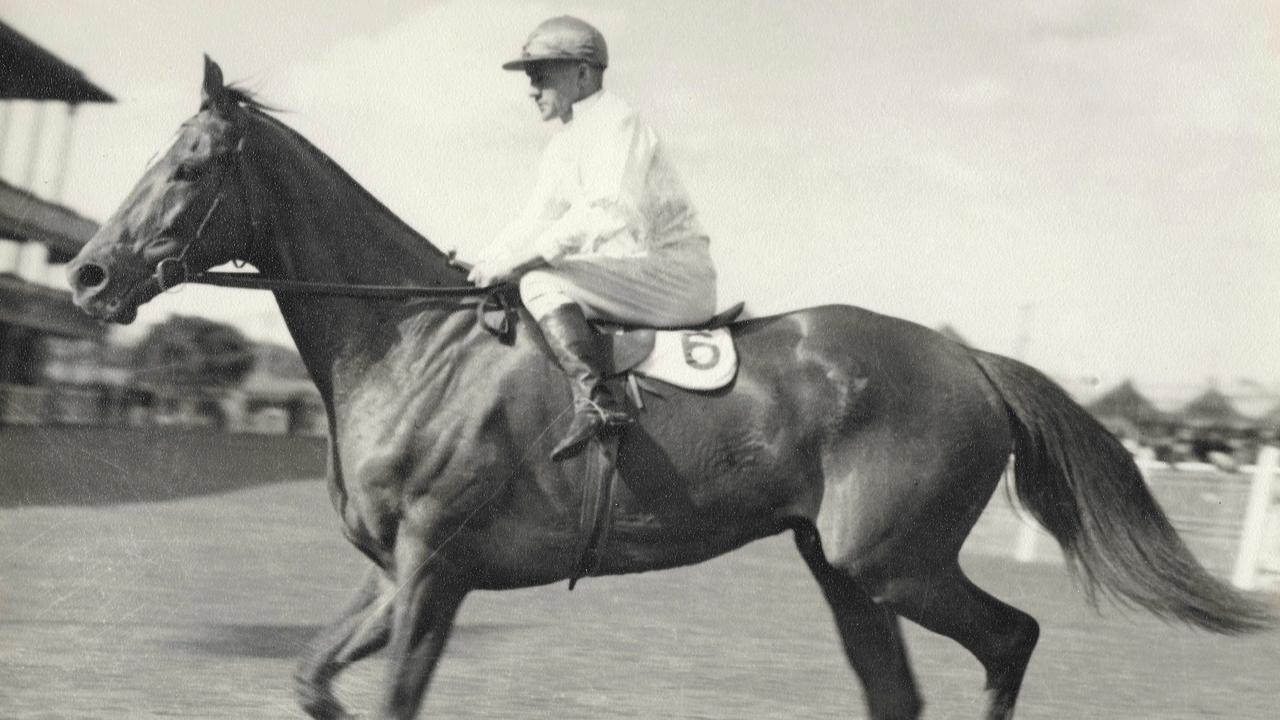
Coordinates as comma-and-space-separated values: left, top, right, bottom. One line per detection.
173, 162, 205, 182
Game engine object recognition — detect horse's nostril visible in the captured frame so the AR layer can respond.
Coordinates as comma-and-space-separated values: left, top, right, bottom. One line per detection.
77, 264, 107, 289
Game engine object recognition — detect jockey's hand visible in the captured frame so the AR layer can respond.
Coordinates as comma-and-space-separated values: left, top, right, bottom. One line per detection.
467, 258, 514, 288
468, 247, 546, 287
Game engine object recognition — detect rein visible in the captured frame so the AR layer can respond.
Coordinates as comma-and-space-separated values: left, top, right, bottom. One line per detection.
191, 270, 521, 341
152, 134, 519, 341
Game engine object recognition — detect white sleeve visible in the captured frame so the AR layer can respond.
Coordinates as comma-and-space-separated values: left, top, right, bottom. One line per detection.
533, 113, 657, 263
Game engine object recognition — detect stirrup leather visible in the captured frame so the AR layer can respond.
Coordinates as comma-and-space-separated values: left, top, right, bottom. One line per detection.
551, 398, 633, 461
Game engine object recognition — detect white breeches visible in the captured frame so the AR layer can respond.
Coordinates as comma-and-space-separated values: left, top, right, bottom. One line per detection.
519, 243, 717, 326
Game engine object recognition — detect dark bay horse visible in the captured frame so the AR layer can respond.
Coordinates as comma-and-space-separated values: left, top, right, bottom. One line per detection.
67, 58, 1270, 720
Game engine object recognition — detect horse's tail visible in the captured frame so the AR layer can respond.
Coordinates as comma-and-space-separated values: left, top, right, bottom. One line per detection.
971, 350, 1272, 634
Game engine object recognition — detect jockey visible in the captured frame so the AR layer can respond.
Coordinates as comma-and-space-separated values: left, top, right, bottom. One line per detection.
469, 16, 717, 461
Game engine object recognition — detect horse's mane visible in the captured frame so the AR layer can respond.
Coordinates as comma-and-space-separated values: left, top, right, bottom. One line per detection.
224, 84, 458, 268
224, 85, 279, 113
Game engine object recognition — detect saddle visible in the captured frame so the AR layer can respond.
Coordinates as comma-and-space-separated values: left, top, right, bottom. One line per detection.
593, 301, 745, 394
481, 290, 746, 392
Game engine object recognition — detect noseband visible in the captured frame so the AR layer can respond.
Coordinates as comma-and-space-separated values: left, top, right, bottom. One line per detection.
154, 194, 225, 293
150, 134, 517, 340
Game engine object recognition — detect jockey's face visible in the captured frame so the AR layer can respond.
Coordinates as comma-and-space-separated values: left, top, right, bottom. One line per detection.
526, 61, 586, 123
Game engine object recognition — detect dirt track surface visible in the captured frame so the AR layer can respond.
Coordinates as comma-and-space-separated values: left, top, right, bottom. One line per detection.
3, 479, 1278, 719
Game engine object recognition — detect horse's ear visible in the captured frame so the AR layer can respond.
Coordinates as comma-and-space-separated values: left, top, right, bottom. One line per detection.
201, 55, 228, 111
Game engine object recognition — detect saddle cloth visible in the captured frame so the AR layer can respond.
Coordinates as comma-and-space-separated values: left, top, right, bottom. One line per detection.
595, 302, 743, 392
631, 328, 736, 389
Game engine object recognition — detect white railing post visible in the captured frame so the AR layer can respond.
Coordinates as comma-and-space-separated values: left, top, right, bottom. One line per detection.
1012, 518, 1039, 563
1006, 458, 1040, 563
1232, 446, 1279, 590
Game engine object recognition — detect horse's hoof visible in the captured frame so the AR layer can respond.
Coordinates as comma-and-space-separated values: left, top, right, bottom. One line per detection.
295, 680, 350, 720
298, 696, 352, 720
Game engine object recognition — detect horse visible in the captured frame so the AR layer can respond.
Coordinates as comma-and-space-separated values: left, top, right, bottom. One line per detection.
67, 57, 1271, 720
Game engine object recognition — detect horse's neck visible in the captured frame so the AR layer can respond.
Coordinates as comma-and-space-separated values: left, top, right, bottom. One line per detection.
246, 115, 460, 287
244, 115, 466, 390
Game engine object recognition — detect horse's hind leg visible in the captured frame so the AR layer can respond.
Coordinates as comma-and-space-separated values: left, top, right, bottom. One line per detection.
881, 564, 1039, 720
294, 566, 392, 720
794, 523, 923, 720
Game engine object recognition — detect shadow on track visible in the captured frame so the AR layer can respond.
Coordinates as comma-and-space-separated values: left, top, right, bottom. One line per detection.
169, 622, 533, 660
0, 425, 326, 507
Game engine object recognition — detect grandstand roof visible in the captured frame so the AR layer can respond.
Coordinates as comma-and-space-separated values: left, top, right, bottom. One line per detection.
1178, 387, 1252, 428
0, 21, 114, 103
1087, 379, 1170, 426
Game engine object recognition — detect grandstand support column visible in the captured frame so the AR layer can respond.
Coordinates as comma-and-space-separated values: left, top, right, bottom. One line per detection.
0, 102, 11, 175
22, 102, 46, 190
51, 103, 78, 203
1232, 445, 1279, 590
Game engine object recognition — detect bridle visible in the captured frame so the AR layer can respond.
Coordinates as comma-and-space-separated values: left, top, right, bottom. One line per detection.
150, 131, 518, 339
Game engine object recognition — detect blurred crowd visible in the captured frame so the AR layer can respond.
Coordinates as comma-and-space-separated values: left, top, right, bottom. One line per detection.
1084, 379, 1278, 472
1135, 427, 1278, 471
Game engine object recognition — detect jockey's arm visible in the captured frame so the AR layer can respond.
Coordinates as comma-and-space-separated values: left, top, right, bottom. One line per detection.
470, 109, 657, 287
467, 244, 547, 287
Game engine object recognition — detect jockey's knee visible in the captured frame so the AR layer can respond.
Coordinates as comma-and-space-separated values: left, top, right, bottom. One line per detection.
519, 271, 577, 320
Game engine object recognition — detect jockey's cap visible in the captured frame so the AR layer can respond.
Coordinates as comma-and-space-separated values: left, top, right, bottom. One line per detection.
502, 16, 608, 71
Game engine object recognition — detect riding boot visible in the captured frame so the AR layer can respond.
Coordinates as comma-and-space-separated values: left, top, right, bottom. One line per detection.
537, 304, 635, 461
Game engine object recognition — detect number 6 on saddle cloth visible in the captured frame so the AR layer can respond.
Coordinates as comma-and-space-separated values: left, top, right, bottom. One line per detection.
578, 301, 743, 407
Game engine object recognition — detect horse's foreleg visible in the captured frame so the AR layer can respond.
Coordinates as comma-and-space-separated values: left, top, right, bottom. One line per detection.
376, 524, 469, 720
294, 565, 393, 720
794, 523, 923, 720
880, 564, 1039, 720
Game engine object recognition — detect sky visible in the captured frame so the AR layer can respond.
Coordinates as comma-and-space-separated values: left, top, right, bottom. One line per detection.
4, 0, 1279, 395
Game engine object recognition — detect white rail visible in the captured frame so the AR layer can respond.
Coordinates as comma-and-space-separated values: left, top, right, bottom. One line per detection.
1232, 446, 1279, 590
970, 446, 1280, 592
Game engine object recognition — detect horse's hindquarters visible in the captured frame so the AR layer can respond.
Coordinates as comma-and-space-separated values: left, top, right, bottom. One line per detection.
578, 305, 1015, 581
